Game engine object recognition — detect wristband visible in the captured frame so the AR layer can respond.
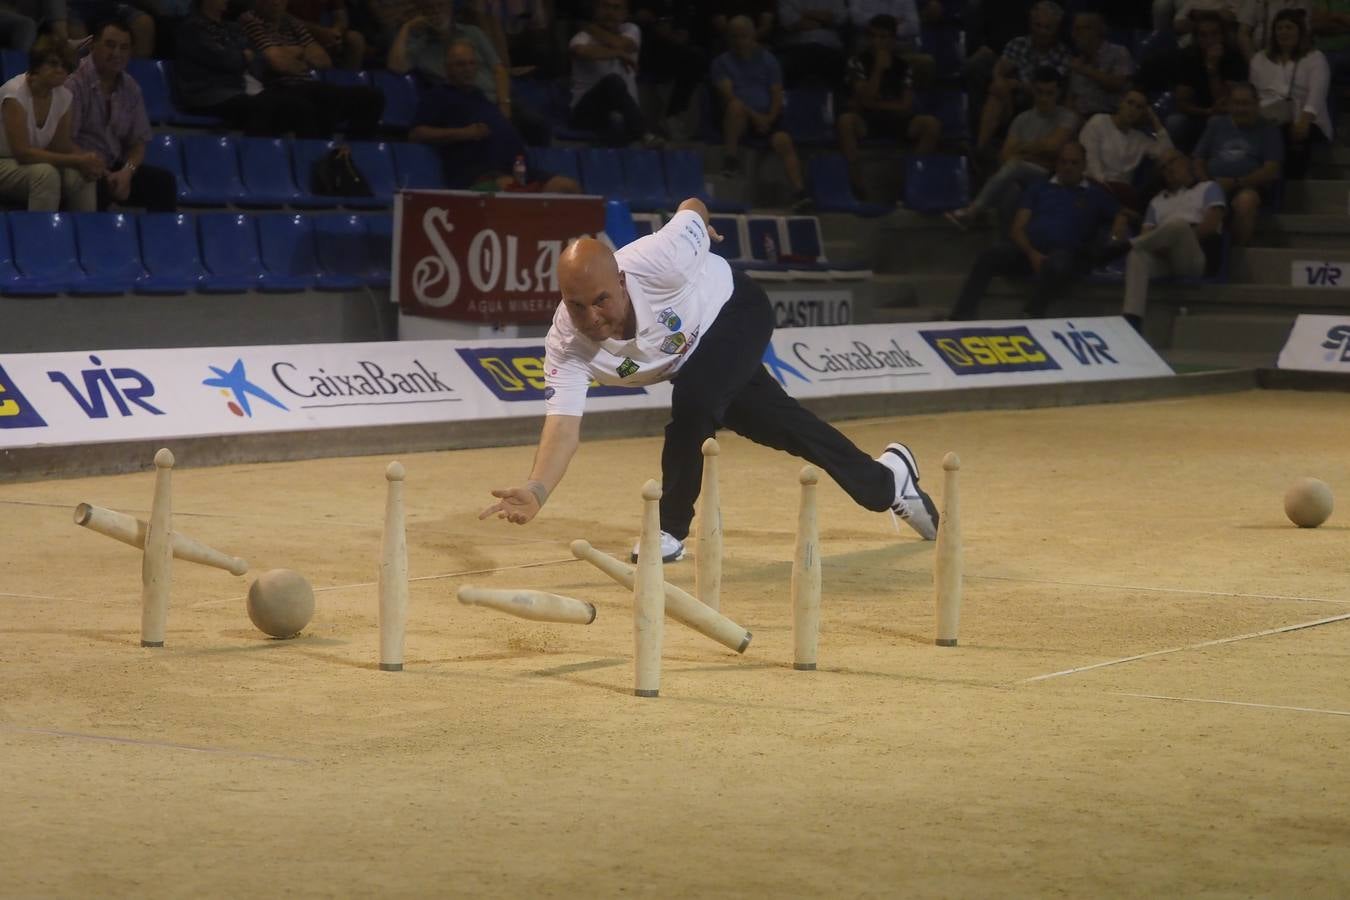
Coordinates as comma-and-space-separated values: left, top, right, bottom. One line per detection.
525, 479, 549, 507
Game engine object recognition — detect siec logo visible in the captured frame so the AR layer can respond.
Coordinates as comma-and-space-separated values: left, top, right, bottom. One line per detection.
0, 363, 47, 428
919, 327, 1062, 375
456, 347, 646, 401
1321, 324, 1350, 363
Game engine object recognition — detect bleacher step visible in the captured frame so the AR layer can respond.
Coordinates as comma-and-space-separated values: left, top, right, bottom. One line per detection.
1169, 311, 1296, 356
1281, 180, 1350, 215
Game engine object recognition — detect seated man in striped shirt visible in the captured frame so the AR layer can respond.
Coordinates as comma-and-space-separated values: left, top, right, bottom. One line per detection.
239, 0, 384, 138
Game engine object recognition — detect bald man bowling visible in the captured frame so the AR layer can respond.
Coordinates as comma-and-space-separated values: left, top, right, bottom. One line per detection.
479, 197, 937, 562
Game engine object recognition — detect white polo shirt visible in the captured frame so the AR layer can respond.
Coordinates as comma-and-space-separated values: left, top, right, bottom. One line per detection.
543, 210, 735, 416
1144, 180, 1227, 229
568, 23, 641, 107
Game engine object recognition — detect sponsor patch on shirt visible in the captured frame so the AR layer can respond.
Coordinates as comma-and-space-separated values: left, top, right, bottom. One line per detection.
617, 358, 640, 378
657, 307, 681, 332
543, 387, 555, 399
660, 333, 688, 355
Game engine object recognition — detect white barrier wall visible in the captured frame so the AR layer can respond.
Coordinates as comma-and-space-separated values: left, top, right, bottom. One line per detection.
0, 317, 1170, 450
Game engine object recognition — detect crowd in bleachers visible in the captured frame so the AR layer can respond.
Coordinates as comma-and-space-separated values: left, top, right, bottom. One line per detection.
0, 0, 1341, 317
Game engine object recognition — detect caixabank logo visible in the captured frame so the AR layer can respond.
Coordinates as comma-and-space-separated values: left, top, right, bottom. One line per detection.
456, 347, 646, 401
919, 326, 1062, 375
0, 363, 46, 428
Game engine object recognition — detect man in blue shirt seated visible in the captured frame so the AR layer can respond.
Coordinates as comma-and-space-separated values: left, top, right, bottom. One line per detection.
1192, 82, 1282, 247
410, 40, 580, 192
949, 140, 1129, 320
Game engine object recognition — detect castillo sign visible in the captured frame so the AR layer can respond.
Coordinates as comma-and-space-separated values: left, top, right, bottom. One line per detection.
393, 190, 607, 325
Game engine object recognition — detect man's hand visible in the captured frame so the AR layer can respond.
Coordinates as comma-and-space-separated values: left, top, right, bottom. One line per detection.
1292, 117, 1311, 141
1027, 249, 1046, 275
479, 486, 542, 525
106, 166, 133, 202
76, 151, 106, 181
1215, 176, 1237, 193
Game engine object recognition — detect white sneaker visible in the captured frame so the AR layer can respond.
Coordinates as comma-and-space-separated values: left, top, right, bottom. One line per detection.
877, 442, 939, 541
630, 530, 685, 563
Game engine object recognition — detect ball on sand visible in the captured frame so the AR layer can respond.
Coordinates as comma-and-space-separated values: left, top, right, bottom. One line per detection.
247, 568, 315, 638
1283, 478, 1334, 529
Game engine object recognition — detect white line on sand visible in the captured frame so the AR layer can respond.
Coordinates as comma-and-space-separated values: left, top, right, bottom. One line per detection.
1110, 692, 1350, 718
0, 724, 310, 762
1022, 612, 1350, 683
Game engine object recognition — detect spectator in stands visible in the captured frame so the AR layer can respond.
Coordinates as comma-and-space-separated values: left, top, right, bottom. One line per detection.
363, 0, 441, 52
0, 37, 100, 211
1249, 8, 1330, 178
284, 0, 364, 69
473, 0, 561, 76
632, 0, 707, 131
710, 15, 811, 210
1250, 0, 1313, 55
387, 4, 550, 146
1173, 0, 1254, 55
568, 0, 658, 146
1120, 149, 1226, 332
1311, 0, 1350, 78
176, 0, 314, 135
1168, 10, 1249, 151
67, 1, 155, 56
1079, 88, 1172, 210
1066, 11, 1134, 118
0, 3, 37, 51
847, 0, 941, 87
775, 0, 846, 88
948, 141, 1128, 320
1192, 81, 1281, 245
836, 14, 941, 196
240, 0, 384, 138
67, 20, 176, 211
946, 66, 1077, 230
410, 40, 579, 192
709, 0, 776, 51
976, 1, 1070, 155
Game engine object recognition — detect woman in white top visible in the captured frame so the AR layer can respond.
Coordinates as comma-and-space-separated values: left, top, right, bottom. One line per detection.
1249, 8, 1331, 177
0, 37, 103, 212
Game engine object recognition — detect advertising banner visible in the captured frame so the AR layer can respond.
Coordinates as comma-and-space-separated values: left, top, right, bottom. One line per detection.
393, 191, 606, 324
0, 317, 1171, 450
1276, 315, 1350, 372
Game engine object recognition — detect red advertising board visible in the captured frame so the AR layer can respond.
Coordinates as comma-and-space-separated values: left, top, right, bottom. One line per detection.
393, 190, 607, 324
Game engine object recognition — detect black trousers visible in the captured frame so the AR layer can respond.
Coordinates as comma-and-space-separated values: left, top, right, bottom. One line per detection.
949, 243, 1097, 320
193, 83, 384, 139
97, 162, 178, 212
660, 271, 895, 539
570, 73, 645, 145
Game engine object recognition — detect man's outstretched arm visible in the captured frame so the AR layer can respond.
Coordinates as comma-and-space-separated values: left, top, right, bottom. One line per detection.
479, 414, 582, 524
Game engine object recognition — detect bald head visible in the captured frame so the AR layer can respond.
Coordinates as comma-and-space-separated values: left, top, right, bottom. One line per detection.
559, 238, 632, 342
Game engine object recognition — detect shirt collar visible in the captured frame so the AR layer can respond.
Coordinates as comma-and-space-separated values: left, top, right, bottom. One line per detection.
75, 55, 122, 92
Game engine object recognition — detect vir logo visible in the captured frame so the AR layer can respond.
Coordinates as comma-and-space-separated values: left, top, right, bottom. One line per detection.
203, 359, 289, 417
1305, 263, 1343, 287
48, 355, 163, 418
1051, 323, 1118, 366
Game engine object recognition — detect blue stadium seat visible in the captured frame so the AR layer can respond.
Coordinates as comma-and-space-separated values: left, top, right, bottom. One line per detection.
72, 212, 147, 294
920, 25, 966, 78
128, 58, 173, 124
903, 154, 970, 213
0, 215, 23, 291
784, 215, 870, 279
197, 213, 263, 292
180, 135, 247, 206
391, 141, 447, 190
662, 149, 746, 213
579, 147, 624, 199
782, 89, 834, 145
739, 215, 795, 280
526, 146, 580, 183
618, 149, 668, 210
254, 213, 322, 291
311, 213, 375, 289
319, 68, 370, 88
0, 49, 24, 82
604, 199, 636, 247
631, 212, 662, 237
914, 89, 969, 142
365, 214, 392, 287
7, 212, 80, 294
237, 137, 303, 208
807, 155, 891, 216
372, 70, 418, 131
157, 60, 225, 127
136, 213, 206, 294
708, 214, 746, 261
143, 133, 185, 203
288, 138, 344, 208
345, 141, 397, 208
